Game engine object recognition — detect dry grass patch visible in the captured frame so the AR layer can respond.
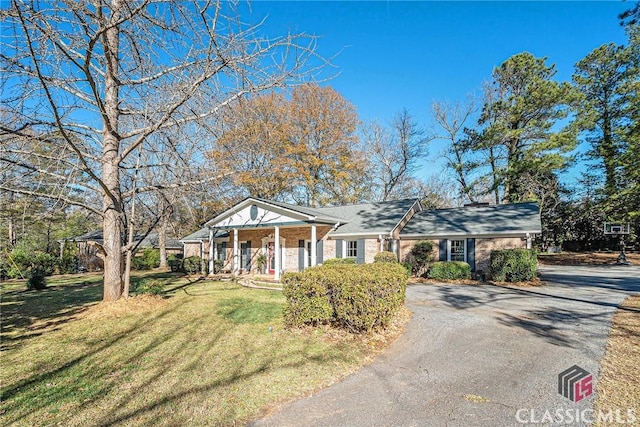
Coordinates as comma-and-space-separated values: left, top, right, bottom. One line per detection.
538, 252, 640, 265
0, 273, 410, 426
594, 294, 640, 423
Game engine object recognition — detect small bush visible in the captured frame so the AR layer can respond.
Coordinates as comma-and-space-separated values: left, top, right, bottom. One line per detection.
283, 263, 407, 333
405, 241, 434, 276
27, 273, 47, 290
132, 248, 161, 270
282, 271, 333, 327
490, 249, 537, 282
374, 251, 398, 263
183, 256, 203, 275
135, 279, 165, 295
32, 252, 57, 277
427, 261, 471, 280
322, 258, 356, 265
167, 254, 183, 272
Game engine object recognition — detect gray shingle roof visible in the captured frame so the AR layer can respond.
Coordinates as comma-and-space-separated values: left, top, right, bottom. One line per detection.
251, 198, 346, 224
180, 228, 228, 242
400, 202, 541, 237
318, 198, 419, 235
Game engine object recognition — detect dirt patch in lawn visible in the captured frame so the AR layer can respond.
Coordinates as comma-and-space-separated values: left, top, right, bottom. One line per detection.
594, 294, 640, 424
538, 252, 640, 266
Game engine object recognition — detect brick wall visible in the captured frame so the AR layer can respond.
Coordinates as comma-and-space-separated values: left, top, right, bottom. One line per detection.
399, 237, 525, 274
183, 242, 202, 258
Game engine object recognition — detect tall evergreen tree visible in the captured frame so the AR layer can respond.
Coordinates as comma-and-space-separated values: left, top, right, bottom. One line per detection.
478, 52, 579, 203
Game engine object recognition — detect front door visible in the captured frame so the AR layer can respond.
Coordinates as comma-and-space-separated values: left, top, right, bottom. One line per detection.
267, 242, 275, 274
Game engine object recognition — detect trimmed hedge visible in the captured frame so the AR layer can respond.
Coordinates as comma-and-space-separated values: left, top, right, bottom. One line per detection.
490, 249, 537, 282
282, 272, 333, 326
374, 251, 398, 263
322, 258, 356, 265
283, 262, 407, 333
427, 261, 471, 280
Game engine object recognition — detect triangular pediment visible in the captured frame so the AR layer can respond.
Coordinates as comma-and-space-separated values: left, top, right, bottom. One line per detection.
205, 198, 315, 229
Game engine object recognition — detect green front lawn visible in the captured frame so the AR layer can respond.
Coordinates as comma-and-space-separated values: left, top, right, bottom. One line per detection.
0, 272, 383, 426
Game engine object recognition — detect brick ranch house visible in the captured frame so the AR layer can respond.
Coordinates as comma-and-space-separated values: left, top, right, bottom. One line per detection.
181, 197, 541, 279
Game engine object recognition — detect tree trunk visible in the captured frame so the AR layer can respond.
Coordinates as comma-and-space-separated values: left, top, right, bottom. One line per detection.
159, 212, 168, 268
101, 0, 124, 302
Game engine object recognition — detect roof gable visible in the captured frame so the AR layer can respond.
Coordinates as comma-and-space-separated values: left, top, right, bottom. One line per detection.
205, 197, 345, 229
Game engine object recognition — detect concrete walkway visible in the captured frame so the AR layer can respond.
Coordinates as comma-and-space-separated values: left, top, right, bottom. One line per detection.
251, 265, 640, 427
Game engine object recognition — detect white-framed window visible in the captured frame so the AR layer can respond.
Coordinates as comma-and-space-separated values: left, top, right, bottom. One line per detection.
448, 239, 466, 262
346, 240, 358, 258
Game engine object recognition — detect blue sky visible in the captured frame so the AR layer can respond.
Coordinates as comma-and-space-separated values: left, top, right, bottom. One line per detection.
247, 1, 630, 187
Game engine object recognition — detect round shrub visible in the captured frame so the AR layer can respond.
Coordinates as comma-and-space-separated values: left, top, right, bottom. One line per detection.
27, 273, 47, 290
183, 256, 203, 275
427, 261, 471, 280
135, 279, 165, 295
132, 248, 161, 270
490, 249, 537, 282
374, 251, 398, 263
167, 254, 183, 272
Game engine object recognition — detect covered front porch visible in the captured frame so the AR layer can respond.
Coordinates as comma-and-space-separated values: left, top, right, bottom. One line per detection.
204, 198, 342, 280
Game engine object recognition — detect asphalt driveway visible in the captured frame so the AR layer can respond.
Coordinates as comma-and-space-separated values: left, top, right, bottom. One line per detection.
252, 265, 640, 427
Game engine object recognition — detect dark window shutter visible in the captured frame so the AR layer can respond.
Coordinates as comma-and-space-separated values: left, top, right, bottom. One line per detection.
439, 239, 447, 261
316, 239, 324, 264
356, 239, 365, 264
245, 241, 252, 270
221, 242, 227, 261
298, 239, 305, 272
467, 238, 475, 272
336, 239, 343, 258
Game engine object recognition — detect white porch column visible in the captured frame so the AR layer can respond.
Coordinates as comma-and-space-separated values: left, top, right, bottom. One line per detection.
310, 224, 317, 267
233, 228, 239, 275
274, 226, 281, 280
208, 228, 214, 275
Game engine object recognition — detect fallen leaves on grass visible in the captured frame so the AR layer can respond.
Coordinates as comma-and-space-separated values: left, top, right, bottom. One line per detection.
78, 294, 168, 320
538, 252, 640, 265
595, 294, 640, 424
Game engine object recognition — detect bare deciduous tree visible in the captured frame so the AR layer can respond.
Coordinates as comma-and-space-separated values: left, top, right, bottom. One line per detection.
431, 99, 479, 203
361, 109, 429, 202
1, 1, 328, 301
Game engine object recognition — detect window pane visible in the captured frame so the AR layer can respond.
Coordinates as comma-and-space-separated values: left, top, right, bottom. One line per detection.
347, 240, 358, 258
450, 240, 465, 262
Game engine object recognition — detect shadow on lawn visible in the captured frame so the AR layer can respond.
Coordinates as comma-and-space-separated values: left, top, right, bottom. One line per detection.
0, 271, 190, 351
1, 280, 336, 427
